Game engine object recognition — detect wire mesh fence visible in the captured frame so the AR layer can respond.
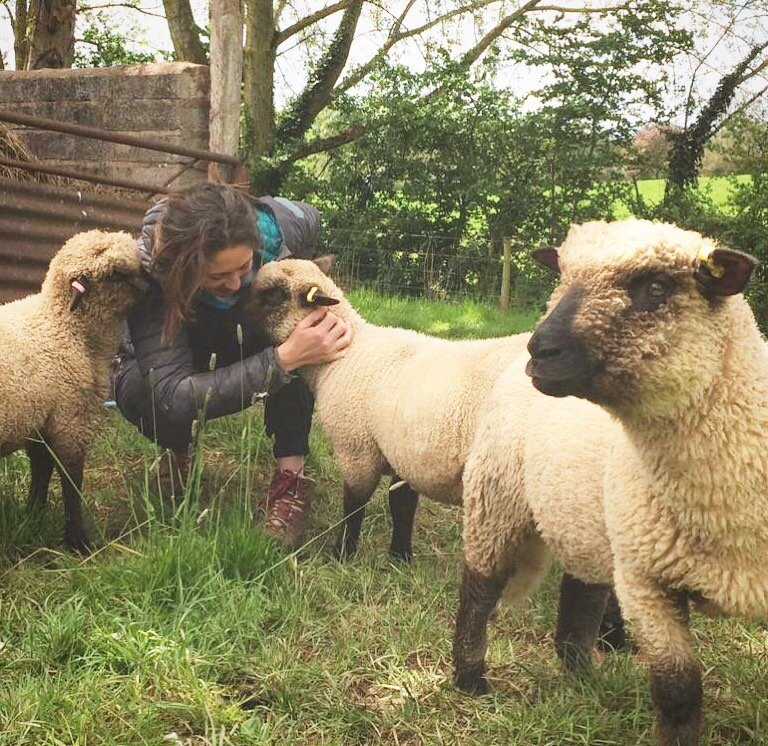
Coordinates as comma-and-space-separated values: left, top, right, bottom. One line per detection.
322, 227, 549, 309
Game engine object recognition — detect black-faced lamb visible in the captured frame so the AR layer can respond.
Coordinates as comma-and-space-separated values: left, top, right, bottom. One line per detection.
0, 230, 146, 551
244, 257, 531, 560
455, 218, 763, 746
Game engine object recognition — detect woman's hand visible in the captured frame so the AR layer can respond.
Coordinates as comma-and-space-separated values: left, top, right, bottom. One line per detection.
275, 308, 352, 372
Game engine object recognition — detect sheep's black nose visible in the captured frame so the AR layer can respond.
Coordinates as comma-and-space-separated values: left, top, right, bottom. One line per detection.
528, 331, 562, 360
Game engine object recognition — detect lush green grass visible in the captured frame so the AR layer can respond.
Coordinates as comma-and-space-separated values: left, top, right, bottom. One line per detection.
613, 174, 752, 218
1, 294, 766, 744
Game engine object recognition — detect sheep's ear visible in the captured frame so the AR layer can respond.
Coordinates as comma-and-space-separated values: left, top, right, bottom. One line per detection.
695, 246, 758, 297
69, 274, 90, 311
313, 254, 336, 275
532, 246, 560, 274
301, 284, 339, 307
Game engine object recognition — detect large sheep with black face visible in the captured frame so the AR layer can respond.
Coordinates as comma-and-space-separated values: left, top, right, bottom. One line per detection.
456, 218, 763, 746
0, 230, 146, 551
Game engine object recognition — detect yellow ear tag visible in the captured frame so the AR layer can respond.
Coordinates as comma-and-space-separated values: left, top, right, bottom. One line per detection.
697, 246, 725, 279
306, 286, 319, 303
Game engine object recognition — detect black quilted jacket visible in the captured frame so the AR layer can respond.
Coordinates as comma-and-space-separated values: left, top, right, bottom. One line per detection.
119, 196, 318, 427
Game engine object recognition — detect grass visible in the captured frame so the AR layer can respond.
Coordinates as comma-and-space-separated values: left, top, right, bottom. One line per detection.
1, 292, 767, 744
613, 174, 752, 218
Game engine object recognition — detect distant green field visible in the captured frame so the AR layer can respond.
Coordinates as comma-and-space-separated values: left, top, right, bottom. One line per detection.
614, 174, 751, 218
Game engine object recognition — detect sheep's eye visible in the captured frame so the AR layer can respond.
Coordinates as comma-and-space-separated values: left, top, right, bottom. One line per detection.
628, 273, 676, 312
260, 286, 288, 307
106, 270, 128, 282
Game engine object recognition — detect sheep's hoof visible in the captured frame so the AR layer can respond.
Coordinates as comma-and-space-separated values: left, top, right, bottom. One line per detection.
333, 540, 358, 562
388, 546, 413, 563
555, 641, 593, 673
64, 531, 92, 556
454, 665, 490, 695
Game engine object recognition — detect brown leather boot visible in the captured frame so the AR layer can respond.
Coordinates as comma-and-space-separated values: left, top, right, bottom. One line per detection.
262, 468, 312, 551
154, 448, 190, 498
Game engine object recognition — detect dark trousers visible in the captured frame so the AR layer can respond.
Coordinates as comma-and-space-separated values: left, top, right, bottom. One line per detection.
114, 358, 313, 458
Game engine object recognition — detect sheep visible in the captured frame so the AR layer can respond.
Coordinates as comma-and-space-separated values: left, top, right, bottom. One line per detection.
247, 257, 628, 659
455, 218, 764, 746
0, 230, 146, 552
243, 257, 532, 561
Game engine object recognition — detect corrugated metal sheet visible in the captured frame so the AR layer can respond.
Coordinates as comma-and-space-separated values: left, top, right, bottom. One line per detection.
0, 178, 149, 303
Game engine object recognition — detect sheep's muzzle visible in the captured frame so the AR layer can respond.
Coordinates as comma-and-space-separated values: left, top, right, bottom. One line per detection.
526, 286, 597, 399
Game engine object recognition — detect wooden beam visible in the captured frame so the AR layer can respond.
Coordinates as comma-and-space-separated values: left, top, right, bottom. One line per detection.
209, 0, 244, 183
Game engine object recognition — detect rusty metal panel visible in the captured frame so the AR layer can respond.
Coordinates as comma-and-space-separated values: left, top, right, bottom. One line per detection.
0, 177, 149, 303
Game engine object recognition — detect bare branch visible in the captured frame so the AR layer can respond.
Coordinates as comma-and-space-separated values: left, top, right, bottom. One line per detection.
711, 82, 768, 138
286, 123, 370, 161
389, 0, 418, 39
336, 0, 500, 96
1, 0, 15, 26
460, 0, 544, 68
533, 3, 630, 10
276, 0, 352, 45
275, 0, 290, 23
79, 3, 166, 17
276, 0, 364, 145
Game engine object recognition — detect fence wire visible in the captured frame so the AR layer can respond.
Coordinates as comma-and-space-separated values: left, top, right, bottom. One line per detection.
322, 228, 547, 307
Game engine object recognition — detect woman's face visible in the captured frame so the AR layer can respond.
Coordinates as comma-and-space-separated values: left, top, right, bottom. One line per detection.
201, 244, 254, 297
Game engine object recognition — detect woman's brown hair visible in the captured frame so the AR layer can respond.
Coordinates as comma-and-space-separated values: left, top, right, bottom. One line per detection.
152, 183, 260, 342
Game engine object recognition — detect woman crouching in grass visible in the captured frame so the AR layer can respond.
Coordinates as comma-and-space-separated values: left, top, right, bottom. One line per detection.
113, 182, 351, 549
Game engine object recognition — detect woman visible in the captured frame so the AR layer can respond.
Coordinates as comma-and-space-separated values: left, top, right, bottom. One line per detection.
113, 182, 351, 549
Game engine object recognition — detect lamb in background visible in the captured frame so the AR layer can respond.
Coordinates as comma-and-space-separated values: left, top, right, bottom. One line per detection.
0, 230, 146, 552
244, 257, 530, 560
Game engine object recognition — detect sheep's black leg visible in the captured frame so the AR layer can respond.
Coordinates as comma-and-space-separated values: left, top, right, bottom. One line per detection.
453, 563, 506, 694
597, 589, 630, 653
388, 477, 419, 561
651, 657, 703, 746
25, 438, 55, 511
555, 572, 610, 672
333, 482, 374, 560
57, 454, 90, 554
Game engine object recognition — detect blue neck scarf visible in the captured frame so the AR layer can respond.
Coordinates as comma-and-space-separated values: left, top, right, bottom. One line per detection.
198, 266, 257, 310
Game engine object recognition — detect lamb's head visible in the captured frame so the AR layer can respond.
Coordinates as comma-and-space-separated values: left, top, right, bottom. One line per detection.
526, 219, 758, 416
43, 230, 147, 324
245, 256, 346, 344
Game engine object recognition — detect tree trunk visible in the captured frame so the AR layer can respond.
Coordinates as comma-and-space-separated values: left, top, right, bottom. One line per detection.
14, 0, 30, 70
26, 0, 76, 70
666, 40, 768, 192
162, 0, 207, 65
243, 0, 277, 192
209, 0, 244, 183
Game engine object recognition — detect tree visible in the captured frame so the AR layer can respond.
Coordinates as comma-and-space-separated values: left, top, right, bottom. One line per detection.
161, 0, 206, 64
293, 5, 686, 298
666, 39, 768, 191
662, 0, 768, 193
1, 0, 76, 69
72, 12, 159, 68
173, 0, 687, 193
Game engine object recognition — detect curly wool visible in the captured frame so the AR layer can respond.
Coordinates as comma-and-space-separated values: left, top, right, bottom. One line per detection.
0, 230, 143, 548
249, 259, 530, 506
0, 230, 141, 450
460, 218, 768, 744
